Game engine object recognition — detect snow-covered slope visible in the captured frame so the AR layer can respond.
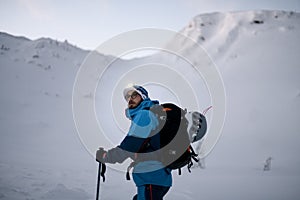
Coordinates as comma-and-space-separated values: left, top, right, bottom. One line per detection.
167, 10, 300, 199
0, 32, 89, 165
0, 10, 300, 199
0, 33, 102, 199
180, 10, 300, 164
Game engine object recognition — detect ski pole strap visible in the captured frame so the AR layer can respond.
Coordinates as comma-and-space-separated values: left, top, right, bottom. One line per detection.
178, 168, 182, 175
100, 162, 106, 182
126, 161, 136, 180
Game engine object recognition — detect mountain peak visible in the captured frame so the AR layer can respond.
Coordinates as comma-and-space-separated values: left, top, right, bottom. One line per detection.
169, 10, 300, 61
182, 10, 299, 43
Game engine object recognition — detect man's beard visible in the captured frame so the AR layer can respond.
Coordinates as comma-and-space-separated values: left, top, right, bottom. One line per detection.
128, 100, 141, 109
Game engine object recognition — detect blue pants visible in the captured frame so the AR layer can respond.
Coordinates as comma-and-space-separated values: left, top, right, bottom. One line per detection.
133, 184, 170, 200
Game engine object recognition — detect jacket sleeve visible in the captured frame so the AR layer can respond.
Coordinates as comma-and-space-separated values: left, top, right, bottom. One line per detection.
103, 110, 158, 164
103, 135, 148, 164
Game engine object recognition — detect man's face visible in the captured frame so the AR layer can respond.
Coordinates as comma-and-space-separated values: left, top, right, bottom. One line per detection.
125, 90, 142, 109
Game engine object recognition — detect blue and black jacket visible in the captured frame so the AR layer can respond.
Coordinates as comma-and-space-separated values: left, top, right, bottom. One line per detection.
102, 98, 172, 187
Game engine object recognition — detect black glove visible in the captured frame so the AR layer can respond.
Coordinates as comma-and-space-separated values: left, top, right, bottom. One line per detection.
96, 147, 107, 163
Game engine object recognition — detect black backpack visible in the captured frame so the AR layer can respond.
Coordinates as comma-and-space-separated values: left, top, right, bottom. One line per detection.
148, 103, 207, 174
126, 103, 207, 179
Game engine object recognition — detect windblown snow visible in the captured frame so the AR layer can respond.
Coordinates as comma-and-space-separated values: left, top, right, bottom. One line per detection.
0, 10, 299, 199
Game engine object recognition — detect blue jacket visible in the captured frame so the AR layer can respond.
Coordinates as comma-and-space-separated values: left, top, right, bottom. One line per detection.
103, 98, 172, 187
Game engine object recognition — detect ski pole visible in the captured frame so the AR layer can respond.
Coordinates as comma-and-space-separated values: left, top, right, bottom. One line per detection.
96, 162, 101, 200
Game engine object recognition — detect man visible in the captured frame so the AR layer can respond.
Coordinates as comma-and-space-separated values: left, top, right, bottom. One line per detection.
96, 85, 172, 200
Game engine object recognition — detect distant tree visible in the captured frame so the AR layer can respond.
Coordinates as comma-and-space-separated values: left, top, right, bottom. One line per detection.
45, 65, 51, 70
1, 44, 9, 51
263, 157, 272, 171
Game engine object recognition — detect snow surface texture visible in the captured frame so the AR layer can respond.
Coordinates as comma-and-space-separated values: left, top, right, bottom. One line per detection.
0, 10, 300, 199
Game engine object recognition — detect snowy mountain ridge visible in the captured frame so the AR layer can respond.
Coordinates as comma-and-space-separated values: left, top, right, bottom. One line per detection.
174, 10, 300, 62
0, 10, 300, 200
0, 31, 90, 69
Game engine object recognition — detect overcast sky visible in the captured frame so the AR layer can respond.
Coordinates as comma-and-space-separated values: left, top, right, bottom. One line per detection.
1, 0, 299, 50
